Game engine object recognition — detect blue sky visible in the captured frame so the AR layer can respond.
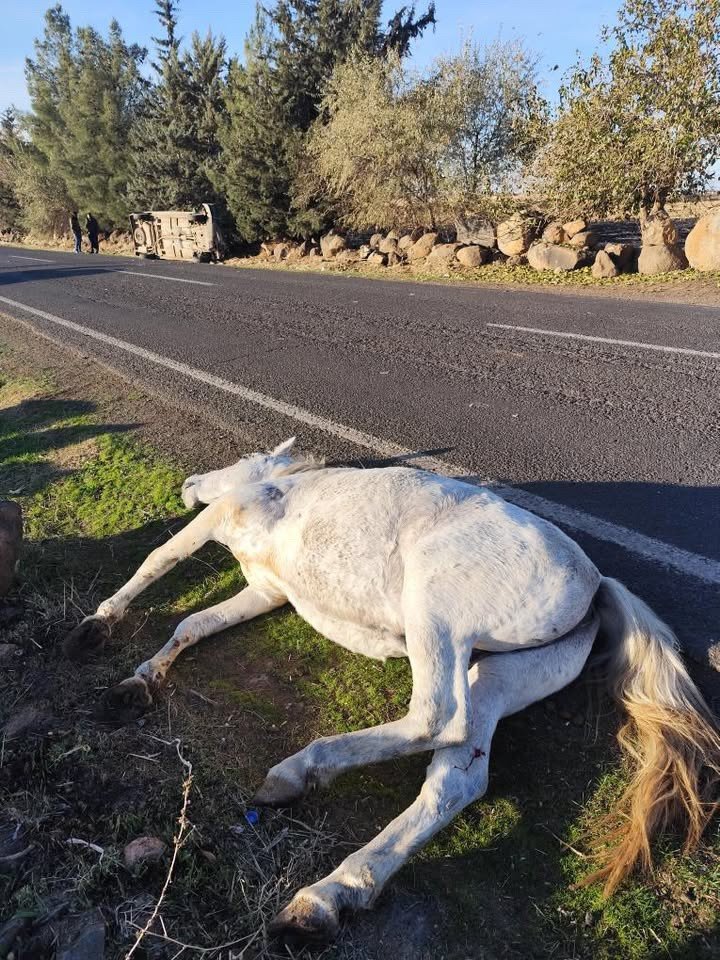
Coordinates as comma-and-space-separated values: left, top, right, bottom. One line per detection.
1, 0, 621, 114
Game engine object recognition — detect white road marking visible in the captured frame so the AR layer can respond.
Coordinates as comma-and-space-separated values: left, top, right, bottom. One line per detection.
8, 255, 56, 264
487, 322, 720, 361
116, 270, 215, 287
1, 292, 718, 586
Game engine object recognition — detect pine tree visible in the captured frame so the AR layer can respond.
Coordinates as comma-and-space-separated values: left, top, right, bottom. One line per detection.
0, 109, 22, 232
216, 0, 436, 241
127, 1, 227, 212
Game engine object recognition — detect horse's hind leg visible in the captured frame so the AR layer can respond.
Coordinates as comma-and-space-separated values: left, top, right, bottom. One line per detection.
270, 616, 598, 944
63, 502, 222, 662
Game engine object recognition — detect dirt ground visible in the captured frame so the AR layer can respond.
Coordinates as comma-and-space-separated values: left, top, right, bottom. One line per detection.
1, 316, 719, 960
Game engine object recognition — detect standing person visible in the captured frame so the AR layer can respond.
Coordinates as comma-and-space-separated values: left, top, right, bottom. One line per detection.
70, 211, 82, 254
85, 213, 100, 255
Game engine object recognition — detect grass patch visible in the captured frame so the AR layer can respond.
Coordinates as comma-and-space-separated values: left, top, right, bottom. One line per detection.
0, 354, 718, 960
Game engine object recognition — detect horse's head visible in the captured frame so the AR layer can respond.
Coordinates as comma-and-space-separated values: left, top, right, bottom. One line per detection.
181, 438, 317, 508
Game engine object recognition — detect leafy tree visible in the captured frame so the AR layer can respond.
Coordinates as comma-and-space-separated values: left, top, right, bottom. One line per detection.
127, 1, 227, 212
303, 40, 547, 230
538, 0, 720, 217
215, 0, 436, 241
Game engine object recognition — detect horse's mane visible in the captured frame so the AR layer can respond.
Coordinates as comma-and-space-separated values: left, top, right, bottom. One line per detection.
270, 454, 326, 478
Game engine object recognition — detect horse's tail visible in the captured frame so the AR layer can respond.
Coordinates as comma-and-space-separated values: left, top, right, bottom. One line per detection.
587, 576, 720, 895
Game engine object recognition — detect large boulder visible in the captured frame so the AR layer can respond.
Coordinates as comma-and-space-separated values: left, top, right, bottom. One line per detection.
592, 249, 619, 279
367, 251, 387, 266
378, 235, 399, 255
407, 232, 438, 262
369, 232, 384, 250
640, 207, 679, 246
397, 234, 415, 252
568, 230, 596, 249
497, 213, 539, 257
542, 221, 566, 245
426, 242, 461, 268
638, 243, 688, 275
456, 245, 488, 268
455, 216, 495, 248
0, 502, 22, 596
605, 242, 636, 271
527, 242, 583, 272
320, 231, 346, 259
684, 211, 720, 271
273, 242, 290, 262
562, 218, 587, 238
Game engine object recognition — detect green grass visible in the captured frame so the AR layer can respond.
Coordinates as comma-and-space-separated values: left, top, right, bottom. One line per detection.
1, 361, 718, 960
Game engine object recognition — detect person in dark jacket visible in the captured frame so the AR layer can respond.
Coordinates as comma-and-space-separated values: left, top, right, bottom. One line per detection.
70, 211, 82, 253
85, 213, 100, 254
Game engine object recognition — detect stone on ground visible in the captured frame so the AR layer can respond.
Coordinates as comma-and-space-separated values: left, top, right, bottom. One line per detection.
638, 243, 688, 275
542, 221, 566, 245
369, 232, 383, 250
378, 235, 399, 255
455, 216, 495, 248
426, 242, 461, 267
497, 213, 538, 256
320, 231, 346, 259
684, 211, 720, 271
367, 251, 387, 266
123, 836, 168, 869
56, 910, 105, 960
640, 207, 679, 246
406, 232, 438, 262
592, 249, 619, 279
568, 230, 596, 249
562, 218, 587, 238
456, 245, 487, 268
527, 242, 583, 272
604, 242, 636, 271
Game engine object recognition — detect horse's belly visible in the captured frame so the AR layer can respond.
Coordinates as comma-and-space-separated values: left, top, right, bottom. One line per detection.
292, 597, 407, 660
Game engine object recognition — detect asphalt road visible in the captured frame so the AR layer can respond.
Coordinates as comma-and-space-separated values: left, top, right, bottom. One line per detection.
1, 244, 718, 698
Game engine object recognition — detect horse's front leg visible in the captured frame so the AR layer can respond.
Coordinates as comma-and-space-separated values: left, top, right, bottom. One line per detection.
101, 586, 286, 722
254, 619, 473, 805
62, 501, 224, 661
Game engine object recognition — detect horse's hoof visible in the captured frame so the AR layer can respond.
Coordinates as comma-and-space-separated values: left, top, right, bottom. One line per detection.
100, 676, 153, 723
62, 616, 110, 661
252, 770, 307, 807
269, 891, 340, 944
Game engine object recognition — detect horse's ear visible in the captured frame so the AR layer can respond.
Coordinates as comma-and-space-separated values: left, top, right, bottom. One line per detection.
271, 437, 296, 457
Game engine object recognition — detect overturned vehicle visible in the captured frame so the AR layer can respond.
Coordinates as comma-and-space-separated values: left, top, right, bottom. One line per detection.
129, 203, 226, 262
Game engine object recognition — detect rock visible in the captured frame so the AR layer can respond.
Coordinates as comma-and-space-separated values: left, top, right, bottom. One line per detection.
397, 234, 415, 252
685, 211, 720, 271
259, 242, 273, 260
592, 249, 619, 279
505, 254, 527, 267
406, 232, 438, 262
638, 243, 688, 275
369, 232, 384, 250
454, 216, 495, 248
496, 213, 539, 256
640, 207, 678, 246
562, 218, 587, 238
0, 916, 31, 956
56, 910, 105, 960
286, 240, 310, 262
0, 501, 22, 597
3, 704, 53, 740
568, 230, 596, 249
0, 642, 21, 660
387, 251, 402, 266
542, 221, 567, 245
456, 245, 487, 268
426, 242, 461, 267
527, 242, 583, 272
273, 242, 290, 262
378, 236, 398, 255
357, 244, 372, 260
123, 836, 167, 870
319, 231, 346, 259
367, 251, 387, 266
605, 242, 636, 271
335, 249, 360, 264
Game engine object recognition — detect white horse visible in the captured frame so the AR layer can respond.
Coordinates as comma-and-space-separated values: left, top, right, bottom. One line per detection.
64, 439, 720, 943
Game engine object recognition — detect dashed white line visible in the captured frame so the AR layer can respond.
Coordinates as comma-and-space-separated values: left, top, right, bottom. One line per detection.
8, 254, 56, 264
1, 292, 718, 586
116, 270, 215, 287
487, 322, 720, 361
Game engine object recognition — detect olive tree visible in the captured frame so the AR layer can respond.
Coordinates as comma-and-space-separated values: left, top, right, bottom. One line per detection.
539, 0, 720, 217
303, 40, 546, 229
